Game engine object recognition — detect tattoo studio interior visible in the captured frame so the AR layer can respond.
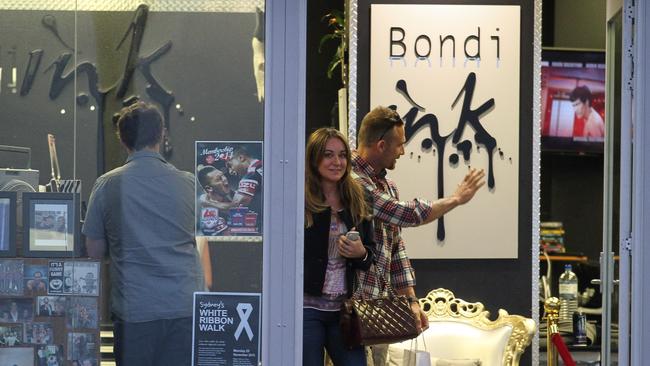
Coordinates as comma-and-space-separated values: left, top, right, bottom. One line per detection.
1, 0, 649, 365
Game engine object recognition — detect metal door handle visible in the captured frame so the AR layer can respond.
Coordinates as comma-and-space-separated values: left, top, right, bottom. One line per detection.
590, 278, 619, 286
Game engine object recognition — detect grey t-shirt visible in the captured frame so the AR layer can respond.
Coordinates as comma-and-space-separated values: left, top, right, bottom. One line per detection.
83, 150, 204, 322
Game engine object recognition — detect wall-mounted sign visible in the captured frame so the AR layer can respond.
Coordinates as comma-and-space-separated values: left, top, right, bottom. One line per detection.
370, 4, 521, 258
192, 292, 261, 366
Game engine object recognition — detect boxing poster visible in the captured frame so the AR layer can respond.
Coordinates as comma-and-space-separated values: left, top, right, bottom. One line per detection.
370, 4, 520, 258
195, 141, 263, 240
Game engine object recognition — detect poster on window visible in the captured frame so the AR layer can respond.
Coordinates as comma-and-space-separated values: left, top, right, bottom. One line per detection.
191, 292, 261, 366
370, 4, 520, 258
195, 142, 263, 240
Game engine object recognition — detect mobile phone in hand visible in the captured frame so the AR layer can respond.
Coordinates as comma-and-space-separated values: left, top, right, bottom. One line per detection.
346, 231, 359, 241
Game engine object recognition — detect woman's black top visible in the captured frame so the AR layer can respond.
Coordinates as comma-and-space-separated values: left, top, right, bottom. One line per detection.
303, 207, 376, 298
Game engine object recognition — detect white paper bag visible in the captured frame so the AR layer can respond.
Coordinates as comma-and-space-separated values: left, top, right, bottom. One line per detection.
403, 348, 432, 366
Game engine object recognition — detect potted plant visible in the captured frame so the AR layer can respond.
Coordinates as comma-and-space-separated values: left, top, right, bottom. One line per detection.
319, 9, 347, 87
319, 9, 349, 135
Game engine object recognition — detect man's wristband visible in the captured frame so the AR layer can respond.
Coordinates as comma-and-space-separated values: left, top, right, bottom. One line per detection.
407, 296, 419, 304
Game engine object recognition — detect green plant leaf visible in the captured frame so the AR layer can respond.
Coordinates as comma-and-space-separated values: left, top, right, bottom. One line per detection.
330, 9, 344, 27
322, 10, 344, 29
321, 12, 333, 22
321, 8, 346, 81
335, 45, 345, 59
327, 58, 343, 79
319, 33, 338, 53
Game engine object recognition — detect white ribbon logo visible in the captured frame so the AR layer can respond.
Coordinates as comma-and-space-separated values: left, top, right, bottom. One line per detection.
234, 303, 254, 341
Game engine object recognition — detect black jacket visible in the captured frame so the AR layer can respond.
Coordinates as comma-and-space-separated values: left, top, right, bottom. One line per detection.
304, 207, 376, 298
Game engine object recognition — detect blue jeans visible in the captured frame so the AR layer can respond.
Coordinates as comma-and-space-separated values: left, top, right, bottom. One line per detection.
303, 308, 366, 366
113, 315, 192, 366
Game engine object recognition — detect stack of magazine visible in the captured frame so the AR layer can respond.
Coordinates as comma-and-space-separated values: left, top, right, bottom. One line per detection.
540, 221, 565, 253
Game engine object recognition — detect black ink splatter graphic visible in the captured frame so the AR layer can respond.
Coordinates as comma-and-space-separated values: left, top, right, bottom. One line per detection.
457, 140, 472, 161
45, 52, 109, 174
22, 4, 176, 175
396, 79, 424, 111
451, 72, 496, 188
393, 72, 498, 240
20, 49, 43, 96
42, 15, 74, 51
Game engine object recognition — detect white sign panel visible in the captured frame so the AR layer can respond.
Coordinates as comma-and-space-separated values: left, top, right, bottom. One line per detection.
370, 4, 521, 258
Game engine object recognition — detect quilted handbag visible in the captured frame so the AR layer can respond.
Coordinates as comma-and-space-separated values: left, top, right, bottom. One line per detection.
340, 264, 419, 348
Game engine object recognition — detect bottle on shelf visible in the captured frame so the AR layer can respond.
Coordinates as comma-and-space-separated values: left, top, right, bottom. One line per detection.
558, 264, 579, 328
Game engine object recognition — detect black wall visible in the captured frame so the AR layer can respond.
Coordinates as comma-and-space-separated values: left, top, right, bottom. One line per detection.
306, 0, 346, 137
539, 0, 608, 262
540, 152, 604, 260
305, 1, 609, 364
354, 1, 534, 363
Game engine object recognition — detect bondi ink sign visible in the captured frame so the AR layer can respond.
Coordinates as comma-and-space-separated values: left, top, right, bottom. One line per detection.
370, 4, 521, 259
192, 292, 261, 366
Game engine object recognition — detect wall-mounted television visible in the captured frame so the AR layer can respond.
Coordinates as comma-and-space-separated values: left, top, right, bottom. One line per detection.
541, 49, 606, 154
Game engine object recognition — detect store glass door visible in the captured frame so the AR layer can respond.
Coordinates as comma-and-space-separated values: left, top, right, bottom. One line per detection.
602, 8, 627, 366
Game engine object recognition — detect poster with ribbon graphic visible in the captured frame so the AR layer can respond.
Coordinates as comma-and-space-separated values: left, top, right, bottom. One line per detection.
192, 292, 261, 366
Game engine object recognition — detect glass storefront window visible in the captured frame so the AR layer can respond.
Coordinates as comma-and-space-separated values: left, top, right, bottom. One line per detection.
1, 1, 267, 364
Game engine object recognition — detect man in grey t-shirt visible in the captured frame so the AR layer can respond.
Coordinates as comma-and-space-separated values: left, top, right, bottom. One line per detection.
83, 102, 204, 366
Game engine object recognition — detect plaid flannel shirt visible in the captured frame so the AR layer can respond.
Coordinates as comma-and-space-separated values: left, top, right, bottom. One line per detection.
351, 152, 434, 298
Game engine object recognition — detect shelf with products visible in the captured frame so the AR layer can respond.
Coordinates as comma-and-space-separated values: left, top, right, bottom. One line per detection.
0, 257, 101, 365
540, 253, 589, 262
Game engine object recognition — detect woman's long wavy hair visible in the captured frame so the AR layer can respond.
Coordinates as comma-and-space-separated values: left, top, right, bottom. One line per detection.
305, 128, 369, 228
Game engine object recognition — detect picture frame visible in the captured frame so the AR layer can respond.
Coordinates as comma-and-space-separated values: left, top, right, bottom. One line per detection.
0, 191, 17, 257
0, 297, 34, 322
0, 346, 34, 365
22, 192, 80, 257
0, 259, 24, 295
0, 322, 24, 346
67, 296, 99, 329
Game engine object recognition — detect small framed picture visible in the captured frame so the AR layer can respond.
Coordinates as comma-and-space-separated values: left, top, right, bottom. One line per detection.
0, 297, 34, 323
24, 263, 49, 295
0, 322, 24, 346
0, 191, 17, 257
22, 192, 80, 257
0, 259, 24, 295
67, 332, 97, 362
25, 322, 54, 344
67, 297, 99, 329
0, 346, 34, 365
36, 344, 65, 365
36, 296, 67, 317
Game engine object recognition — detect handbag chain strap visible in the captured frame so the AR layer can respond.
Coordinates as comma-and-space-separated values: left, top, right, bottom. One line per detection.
352, 258, 399, 300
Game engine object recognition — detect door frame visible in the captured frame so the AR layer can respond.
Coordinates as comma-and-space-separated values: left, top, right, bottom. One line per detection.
626, 0, 650, 364
261, 0, 307, 365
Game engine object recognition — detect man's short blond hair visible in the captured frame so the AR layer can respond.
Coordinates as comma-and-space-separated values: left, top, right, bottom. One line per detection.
357, 106, 404, 146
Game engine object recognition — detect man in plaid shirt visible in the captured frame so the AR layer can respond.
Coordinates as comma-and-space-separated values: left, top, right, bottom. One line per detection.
352, 106, 485, 365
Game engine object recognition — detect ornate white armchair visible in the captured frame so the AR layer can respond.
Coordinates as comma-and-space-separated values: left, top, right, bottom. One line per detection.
387, 288, 536, 366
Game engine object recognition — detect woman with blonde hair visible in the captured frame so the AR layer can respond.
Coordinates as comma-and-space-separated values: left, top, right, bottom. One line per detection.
303, 128, 375, 365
